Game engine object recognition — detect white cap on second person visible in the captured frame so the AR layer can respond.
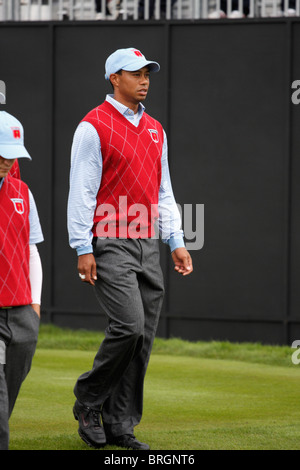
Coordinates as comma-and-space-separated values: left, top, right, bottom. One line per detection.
0, 111, 31, 160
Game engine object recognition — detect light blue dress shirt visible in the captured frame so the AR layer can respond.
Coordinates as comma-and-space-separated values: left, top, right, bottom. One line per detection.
0, 177, 44, 245
67, 94, 184, 256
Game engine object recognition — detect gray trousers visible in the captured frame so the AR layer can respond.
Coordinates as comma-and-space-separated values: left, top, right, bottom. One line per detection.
74, 238, 165, 437
0, 305, 40, 450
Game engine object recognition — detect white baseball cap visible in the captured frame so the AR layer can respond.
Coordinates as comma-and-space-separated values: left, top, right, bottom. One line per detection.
105, 47, 160, 80
0, 111, 31, 160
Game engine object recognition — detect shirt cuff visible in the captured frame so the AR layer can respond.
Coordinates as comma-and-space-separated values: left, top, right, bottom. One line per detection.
167, 236, 185, 253
76, 246, 93, 256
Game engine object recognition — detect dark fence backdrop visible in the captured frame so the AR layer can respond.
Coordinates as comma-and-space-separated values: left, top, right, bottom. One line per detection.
1, 18, 300, 345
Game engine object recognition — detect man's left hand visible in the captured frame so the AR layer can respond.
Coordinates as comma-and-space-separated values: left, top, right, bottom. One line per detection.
171, 247, 193, 276
31, 303, 41, 318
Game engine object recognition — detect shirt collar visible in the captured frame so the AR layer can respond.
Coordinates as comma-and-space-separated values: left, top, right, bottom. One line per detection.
0, 178, 4, 190
106, 94, 145, 119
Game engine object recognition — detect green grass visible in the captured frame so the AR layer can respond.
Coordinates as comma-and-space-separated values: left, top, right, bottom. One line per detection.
8, 325, 300, 450
38, 324, 294, 367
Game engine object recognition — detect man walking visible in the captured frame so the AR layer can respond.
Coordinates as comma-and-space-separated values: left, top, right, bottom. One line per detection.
68, 48, 193, 450
0, 111, 43, 450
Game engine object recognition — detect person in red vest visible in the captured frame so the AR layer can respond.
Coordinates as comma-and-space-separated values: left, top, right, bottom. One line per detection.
0, 111, 43, 450
68, 48, 193, 450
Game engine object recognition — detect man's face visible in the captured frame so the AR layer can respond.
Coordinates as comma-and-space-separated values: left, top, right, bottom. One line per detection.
112, 66, 150, 108
0, 156, 16, 178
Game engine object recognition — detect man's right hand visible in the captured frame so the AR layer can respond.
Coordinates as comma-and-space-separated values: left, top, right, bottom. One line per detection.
78, 253, 97, 286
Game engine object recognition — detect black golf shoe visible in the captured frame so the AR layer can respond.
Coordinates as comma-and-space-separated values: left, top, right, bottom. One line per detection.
73, 400, 106, 448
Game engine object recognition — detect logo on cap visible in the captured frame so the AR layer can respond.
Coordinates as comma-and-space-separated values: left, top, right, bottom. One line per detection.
11, 127, 21, 139
148, 129, 159, 143
11, 198, 24, 214
133, 49, 143, 58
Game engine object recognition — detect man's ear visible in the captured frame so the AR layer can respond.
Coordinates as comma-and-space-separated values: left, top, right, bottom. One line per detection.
110, 73, 119, 89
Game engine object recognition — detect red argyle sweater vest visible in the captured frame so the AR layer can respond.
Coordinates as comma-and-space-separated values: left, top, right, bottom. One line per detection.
82, 101, 163, 238
0, 174, 31, 307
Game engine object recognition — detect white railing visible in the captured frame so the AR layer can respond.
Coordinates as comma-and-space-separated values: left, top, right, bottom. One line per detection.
0, 0, 299, 21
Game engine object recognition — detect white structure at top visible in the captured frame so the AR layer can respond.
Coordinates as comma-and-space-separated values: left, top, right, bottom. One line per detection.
0, 0, 299, 21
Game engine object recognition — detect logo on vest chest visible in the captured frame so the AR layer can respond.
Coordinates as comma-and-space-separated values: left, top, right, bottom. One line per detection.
11, 198, 24, 214
148, 129, 159, 143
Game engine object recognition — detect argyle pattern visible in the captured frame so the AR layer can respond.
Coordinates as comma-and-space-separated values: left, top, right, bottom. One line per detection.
9, 160, 21, 179
82, 101, 163, 238
0, 174, 31, 306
